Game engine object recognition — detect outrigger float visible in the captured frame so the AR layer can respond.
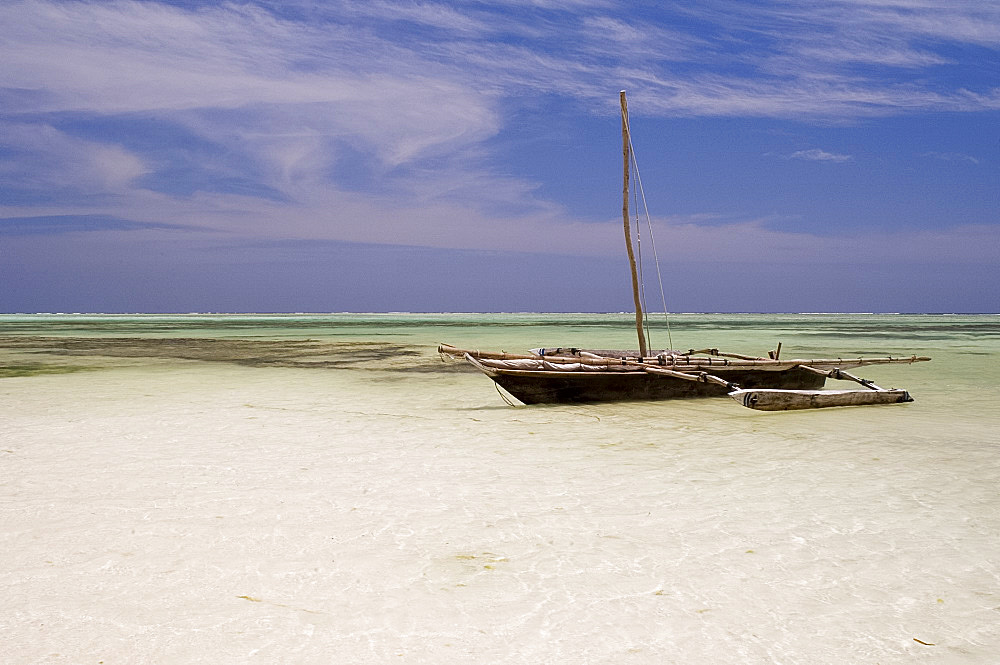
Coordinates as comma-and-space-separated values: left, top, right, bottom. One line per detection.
440, 92, 930, 410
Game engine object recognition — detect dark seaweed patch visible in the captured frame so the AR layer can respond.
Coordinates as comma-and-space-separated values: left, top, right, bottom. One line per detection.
0, 336, 453, 372
0, 363, 92, 378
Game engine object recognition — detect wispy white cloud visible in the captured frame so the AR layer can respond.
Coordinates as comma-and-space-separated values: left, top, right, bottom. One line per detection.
791, 41, 950, 68
0, 121, 149, 193
830, 0, 1000, 47
788, 148, 853, 162
4, 0, 998, 133
706, 0, 1000, 65
644, 219, 1000, 265
347, 1, 492, 35
663, 0, 1000, 118
5, 196, 996, 271
923, 151, 981, 165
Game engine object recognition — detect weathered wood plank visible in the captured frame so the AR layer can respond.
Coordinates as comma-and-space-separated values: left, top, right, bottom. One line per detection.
730, 388, 914, 411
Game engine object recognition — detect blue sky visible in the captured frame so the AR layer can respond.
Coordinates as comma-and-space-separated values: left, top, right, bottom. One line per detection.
1, 0, 998, 313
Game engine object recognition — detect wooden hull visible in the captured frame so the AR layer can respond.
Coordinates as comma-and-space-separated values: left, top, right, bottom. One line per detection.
479, 365, 827, 405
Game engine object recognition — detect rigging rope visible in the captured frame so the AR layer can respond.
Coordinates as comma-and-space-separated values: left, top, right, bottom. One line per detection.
625, 127, 675, 350
632, 173, 652, 352
494, 380, 517, 407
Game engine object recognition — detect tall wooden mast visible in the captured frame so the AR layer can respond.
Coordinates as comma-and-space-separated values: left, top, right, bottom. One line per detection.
620, 90, 647, 357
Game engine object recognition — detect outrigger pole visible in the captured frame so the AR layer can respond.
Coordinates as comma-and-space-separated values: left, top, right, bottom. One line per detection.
621, 90, 647, 357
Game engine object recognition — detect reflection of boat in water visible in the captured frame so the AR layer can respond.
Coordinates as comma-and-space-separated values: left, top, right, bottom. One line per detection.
440, 92, 929, 410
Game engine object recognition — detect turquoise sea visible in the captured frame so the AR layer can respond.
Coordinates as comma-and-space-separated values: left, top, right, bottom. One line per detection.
2, 313, 998, 663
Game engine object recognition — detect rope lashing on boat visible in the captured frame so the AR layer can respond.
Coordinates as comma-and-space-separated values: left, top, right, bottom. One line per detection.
494, 381, 517, 407
831, 368, 879, 390
798, 364, 886, 391
536, 347, 582, 357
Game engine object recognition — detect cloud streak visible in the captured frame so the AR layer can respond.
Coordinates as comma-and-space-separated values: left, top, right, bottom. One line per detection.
788, 149, 853, 162
923, 151, 981, 165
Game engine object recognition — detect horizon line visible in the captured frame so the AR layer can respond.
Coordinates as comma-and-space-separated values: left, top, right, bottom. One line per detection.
2, 311, 997, 317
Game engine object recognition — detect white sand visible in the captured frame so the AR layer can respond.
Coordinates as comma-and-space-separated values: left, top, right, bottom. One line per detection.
3, 359, 999, 664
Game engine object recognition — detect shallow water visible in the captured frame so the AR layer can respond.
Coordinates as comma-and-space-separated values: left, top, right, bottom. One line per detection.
2, 314, 998, 663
